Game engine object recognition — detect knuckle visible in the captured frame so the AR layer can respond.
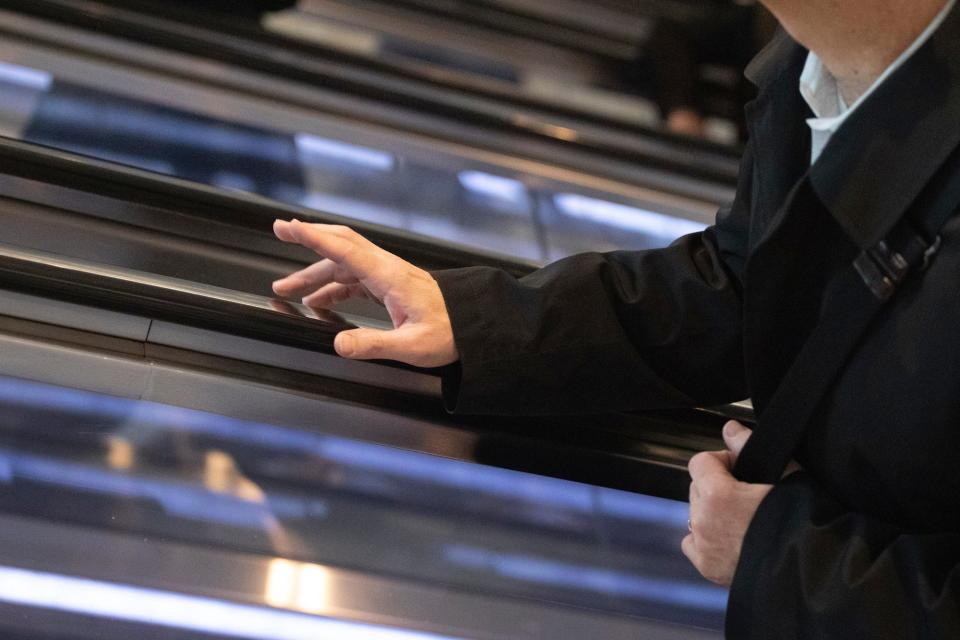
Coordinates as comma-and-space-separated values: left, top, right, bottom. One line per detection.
701, 481, 731, 505
698, 479, 717, 501
688, 452, 706, 474
707, 482, 731, 503
334, 264, 353, 283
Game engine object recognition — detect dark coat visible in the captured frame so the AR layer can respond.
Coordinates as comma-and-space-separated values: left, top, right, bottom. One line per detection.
433, 6, 960, 638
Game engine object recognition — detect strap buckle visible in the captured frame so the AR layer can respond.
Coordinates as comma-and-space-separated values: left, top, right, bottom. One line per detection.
853, 232, 941, 302
853, 241, 909, 302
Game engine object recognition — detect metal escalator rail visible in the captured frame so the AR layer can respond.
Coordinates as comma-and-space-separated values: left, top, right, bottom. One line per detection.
0, 136, 539, 277
0, 0, 742, 184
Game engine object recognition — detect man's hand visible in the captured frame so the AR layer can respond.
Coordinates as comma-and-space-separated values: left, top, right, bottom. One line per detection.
682, 420, 773, 586
272, 219, 459, 368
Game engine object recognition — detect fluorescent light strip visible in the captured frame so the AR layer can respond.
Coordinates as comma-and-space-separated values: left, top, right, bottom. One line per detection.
457, 171, 529, 206
0, 448, 320, 528
295, 133, 395, 171
0, 566, 462, 640
444, 544, 727, 611
0, 61, 53, 90
595, 486, 689, 528
554, 194, 707, 241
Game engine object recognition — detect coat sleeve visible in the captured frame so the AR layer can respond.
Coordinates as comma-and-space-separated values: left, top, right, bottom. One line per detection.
431, 143, 756, 416
727, 471, 960, 639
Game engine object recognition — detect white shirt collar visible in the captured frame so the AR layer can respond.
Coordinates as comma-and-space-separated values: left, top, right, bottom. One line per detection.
800, 0, 956, 164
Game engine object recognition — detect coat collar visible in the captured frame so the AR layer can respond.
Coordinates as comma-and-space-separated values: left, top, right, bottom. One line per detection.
750, 6, 960, 250
745, 5, 960, 249
744, 28, 806, 94
741, 30, 810, 249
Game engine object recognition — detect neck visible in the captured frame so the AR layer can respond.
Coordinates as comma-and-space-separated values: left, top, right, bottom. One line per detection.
763, 0, 949, 104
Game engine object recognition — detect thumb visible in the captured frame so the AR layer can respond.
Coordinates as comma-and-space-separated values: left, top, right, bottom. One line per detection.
335, 327, 416, 363
722, 420, 752, 459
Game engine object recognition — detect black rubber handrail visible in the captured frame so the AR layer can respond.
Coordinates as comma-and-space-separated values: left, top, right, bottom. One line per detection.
0, 243, 350, 355
0, 136, 539, 277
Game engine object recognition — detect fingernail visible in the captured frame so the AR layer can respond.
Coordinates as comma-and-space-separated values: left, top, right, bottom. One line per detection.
337, 333, 355, 357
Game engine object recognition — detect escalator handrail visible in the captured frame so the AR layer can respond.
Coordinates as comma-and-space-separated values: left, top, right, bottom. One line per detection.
0, 136, 540, 276
0, 238, 754, 426
0, 241, 349, 355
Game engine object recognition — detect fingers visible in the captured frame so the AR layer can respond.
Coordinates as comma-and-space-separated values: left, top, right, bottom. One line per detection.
273, 218, 298, 243
274, 219, 397, 301
687, 484, 699, 533
303, 282, 370, 309
719, 420, 800, 478
286, 220, 384, 282
681, 533, 697, 563
335, 324, 455, 368
722, 420, 752, 459
273, 259, 339, 298
335, 327, 417, 363
688, 450, 733, 484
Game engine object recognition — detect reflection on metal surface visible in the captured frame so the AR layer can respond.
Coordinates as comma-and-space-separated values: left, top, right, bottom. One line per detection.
0, 565, 461, 640
204, 450, 266, 503
266, 559, 332, 614
263, 11, 382, 57
268, 298, 349, 325
595, 487, 689, 527
266, 558, 298, 608
444, 544, 727, 611
457, 170, 528, 209
554, 193, 707, 240
512, 114, 580, 141
3, 447, 313, 528
0, 62, 50, 139
295, 132, 396, 172
106, 435, 135, 470
298, 564, 331, 614
0, 375, 686, 526
0, 61, 52, 90
0, 372, 723, 630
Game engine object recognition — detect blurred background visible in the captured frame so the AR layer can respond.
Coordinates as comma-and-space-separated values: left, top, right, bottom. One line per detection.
0, 1, 769, 638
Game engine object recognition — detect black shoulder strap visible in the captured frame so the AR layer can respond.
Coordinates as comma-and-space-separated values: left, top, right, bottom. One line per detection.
734, 163, 960, 485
